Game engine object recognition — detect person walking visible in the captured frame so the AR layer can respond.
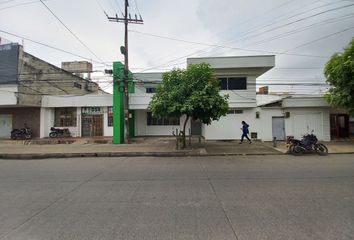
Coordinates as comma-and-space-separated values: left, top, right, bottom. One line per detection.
239, 121, 252, 144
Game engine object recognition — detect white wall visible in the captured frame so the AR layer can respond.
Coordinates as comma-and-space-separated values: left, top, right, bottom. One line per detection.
284, 108, 329, 141
202, 107, 330, 141
40, 107, 54, 138
255, 108, 284, 141
0, 85, 17, 106
203, 109, 256, 140
103, 106, 113, 137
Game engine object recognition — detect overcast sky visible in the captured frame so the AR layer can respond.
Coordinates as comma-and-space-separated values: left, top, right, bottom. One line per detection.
0, 0, 353, 93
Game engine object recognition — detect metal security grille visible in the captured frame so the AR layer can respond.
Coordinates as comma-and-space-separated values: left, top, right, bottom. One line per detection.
81, 115, 103, 137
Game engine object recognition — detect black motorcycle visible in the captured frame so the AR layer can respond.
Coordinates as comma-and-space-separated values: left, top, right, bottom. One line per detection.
49, 127, 71, 138
11, 125, 33, 140
287, 132, 328, 156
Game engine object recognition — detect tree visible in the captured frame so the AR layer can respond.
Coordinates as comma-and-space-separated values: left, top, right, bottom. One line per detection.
324, 37, 354, 115
149, 63, 229, 148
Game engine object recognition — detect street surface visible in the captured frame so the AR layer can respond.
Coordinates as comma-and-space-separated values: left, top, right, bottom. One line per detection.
0, 154, 353, 240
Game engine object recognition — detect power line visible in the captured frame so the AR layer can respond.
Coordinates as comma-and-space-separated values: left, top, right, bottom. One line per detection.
245, 13, 354, 48
132, 0, 140, 15
282, 26, 354, 53
0, 29, 110, 66
0, 0, 52, 11
0, 0, 17, 5
142, 0, 324, 67
134, 1, 352, 72
38, 0, 109, 66
231, 1, 354, 45
132, 0, 303, 71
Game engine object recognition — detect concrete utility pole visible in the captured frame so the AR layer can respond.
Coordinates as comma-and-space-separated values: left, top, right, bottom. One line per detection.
107, 0, 143, 143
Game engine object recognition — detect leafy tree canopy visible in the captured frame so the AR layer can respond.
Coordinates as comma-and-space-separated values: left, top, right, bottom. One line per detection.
149, 63, 229, 146
324, 37, 354, 115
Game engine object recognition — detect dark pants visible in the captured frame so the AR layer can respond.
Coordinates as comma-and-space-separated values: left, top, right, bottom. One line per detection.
241, 133, 251, 142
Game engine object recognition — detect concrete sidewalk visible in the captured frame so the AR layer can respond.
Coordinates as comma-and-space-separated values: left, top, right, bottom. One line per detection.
0, 137, 353, 159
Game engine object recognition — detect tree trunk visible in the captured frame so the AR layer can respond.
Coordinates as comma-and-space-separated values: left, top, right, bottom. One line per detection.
181, 115, 189, 149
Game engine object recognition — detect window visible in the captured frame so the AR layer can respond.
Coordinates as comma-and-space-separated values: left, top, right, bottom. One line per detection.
74, 82, 82, 89
218, 77, 247, 90
146, 87, 156, 93
107, 107, 113, 126
147, 112, 179, 125
228, 109, 243, 114
54, 108, 77, 127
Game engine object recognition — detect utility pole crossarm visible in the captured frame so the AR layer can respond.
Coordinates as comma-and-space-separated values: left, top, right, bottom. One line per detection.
108, 15, 144, 24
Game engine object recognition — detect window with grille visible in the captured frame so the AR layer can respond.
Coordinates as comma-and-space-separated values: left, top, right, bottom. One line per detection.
147, 112, 180, 126
107, 107, 113, 126
54, 108, 77, 127
146, 87, 156, 93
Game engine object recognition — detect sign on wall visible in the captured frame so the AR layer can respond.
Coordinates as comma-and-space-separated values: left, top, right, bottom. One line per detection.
81, 107, 103, 115
0, 43, 19, 84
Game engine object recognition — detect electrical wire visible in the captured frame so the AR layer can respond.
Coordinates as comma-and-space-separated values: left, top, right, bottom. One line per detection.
38, 0, 109, 66
236, 3, 354, 44
0, 0, 53, 11
0, 29, 110, 66
282, 26, 354, 53
133, 1, 353, 72
244, 13, 354, 48
0, 0, 18, 4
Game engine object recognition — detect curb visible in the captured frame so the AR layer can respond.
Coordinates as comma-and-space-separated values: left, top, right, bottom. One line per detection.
0, 151, 286, 160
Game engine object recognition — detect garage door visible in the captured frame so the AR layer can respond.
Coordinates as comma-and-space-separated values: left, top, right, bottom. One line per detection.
292, 113, 323, 140
0, 114, 12, 138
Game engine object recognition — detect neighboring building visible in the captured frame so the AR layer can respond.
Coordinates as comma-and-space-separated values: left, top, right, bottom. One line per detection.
0, 43, 104, 138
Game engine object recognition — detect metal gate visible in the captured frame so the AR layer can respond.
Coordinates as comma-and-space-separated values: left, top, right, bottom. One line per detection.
81, 115, 103, 137
0, 114, 12, 138
272, 117, 285, 140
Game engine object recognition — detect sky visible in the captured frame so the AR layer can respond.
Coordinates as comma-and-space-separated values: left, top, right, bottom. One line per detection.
0, 0, 353, 94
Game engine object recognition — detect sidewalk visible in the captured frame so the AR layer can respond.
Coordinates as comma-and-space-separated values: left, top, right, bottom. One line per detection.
0, 137, 353, 159
263, 140, 354, 154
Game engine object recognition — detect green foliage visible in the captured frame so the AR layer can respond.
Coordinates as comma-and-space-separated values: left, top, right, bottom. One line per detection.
324, 38, 354, 115
149, 63, 229, 147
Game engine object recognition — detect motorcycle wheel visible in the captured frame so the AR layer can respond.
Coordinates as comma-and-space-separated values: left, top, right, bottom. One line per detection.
11, 132, 17, 140
49, 132, 58, 138
315, 143, 328, 156
290, 145, 304, 156
25, 134, 32, 139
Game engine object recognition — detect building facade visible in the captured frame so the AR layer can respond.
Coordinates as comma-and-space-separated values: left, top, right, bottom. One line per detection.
0, 43, 103, 138
1, 50, 352, 141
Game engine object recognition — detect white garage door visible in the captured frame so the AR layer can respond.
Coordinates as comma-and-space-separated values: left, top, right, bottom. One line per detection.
292, 113, 323, 140
0, 114, 12, 138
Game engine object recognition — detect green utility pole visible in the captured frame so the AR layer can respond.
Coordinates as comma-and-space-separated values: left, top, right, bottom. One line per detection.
112, 62, 124, 144
107, 0, 143, 144
112, 61, 135, 144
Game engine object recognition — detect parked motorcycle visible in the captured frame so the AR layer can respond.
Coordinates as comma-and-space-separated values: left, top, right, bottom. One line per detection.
287, 132, 328, 156
49, 127, 71, 138
11, 125, 32, 140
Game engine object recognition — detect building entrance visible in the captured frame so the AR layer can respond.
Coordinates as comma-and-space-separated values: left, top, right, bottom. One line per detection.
81, 107, 103, 137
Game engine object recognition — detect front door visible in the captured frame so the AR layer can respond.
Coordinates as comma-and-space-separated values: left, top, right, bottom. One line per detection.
330, 114, 349, 139
272, 117, 285, 140
81, 115, 103, 137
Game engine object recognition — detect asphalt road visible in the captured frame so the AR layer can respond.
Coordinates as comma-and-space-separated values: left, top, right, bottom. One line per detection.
0, 154, 353, 240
